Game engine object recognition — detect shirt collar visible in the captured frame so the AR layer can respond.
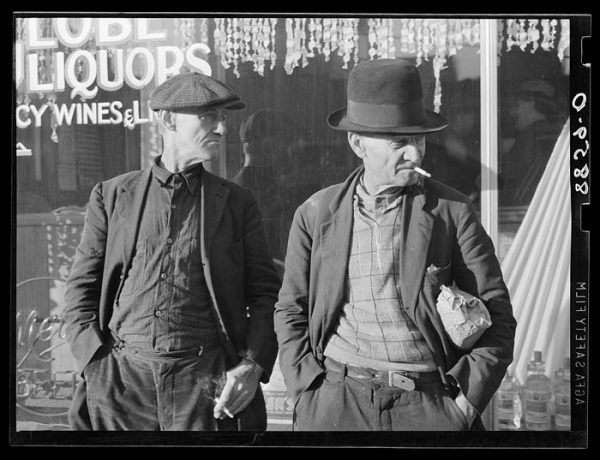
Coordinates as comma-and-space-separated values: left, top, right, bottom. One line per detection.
151, 156, 203, 195
354, 172, 425, 214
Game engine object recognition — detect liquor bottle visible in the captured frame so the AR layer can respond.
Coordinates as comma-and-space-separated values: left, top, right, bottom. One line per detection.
554, 357, 571, 430
495, 370, 522, 430
523, 350, 553, 430
550, 368, 562, 429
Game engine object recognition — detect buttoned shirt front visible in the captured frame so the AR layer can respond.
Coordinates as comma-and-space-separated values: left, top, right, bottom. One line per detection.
109, 157, 217, 353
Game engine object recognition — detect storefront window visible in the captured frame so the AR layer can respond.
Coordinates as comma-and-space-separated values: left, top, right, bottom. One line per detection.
494, 18, 571, 431
497, 19, 570, 262
14, 16, 573, 433
218, 18, 482, 264
15, 16, 488, 431
215, 18, 483, 429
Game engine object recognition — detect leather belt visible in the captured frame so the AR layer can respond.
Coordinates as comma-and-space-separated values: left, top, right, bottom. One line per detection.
324, 357, 440, 391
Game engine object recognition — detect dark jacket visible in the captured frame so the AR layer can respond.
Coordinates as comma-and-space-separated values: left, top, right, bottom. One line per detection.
274, 167, 516, 417
63, 165, 280, 425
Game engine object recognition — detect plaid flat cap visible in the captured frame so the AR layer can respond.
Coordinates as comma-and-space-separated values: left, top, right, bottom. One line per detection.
149, 72, 245, 111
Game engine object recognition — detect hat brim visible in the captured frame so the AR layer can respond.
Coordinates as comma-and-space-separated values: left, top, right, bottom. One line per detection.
196, 97, 246, 111
153, 97, 245, 112
327, 107, 448, 134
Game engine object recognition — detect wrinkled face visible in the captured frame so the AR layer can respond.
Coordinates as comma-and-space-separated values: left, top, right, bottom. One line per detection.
167, 107, 228, 161
349, 132, 426, 189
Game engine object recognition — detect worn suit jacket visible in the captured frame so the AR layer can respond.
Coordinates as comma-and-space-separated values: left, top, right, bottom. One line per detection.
274, 166, 516, 416
64, 165, 280, 390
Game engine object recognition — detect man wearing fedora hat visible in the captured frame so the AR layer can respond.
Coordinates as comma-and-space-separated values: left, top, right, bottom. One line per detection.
63, 72, 280, 430
275, 59, 516, 431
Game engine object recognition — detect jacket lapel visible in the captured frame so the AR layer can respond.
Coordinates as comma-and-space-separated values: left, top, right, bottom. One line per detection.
199, 168, 238, 361
320, 169, 362, 342
118, 168, 152, 268
200, 169, 230, 257
399, 191, 434, 321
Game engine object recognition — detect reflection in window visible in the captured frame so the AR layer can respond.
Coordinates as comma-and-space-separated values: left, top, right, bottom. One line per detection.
221, 19, 483, 261
493, 19, 571, 433
14, 16, 574, 432
497, 19, 569, 262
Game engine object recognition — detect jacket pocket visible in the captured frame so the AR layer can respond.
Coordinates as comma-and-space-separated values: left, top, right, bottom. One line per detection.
423, 262, 452, 287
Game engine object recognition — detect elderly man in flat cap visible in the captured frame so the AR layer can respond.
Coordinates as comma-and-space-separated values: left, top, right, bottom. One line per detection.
275, 59, 516, 431
63, 72, 280, 431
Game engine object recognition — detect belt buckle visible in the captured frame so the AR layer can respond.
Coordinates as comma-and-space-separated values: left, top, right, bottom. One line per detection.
388, 371, 416, 391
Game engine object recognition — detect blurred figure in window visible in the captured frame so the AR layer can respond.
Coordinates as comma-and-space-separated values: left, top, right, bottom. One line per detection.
232, 109, 296, 262
422, 82, 481, 206
499, 79, 564, 206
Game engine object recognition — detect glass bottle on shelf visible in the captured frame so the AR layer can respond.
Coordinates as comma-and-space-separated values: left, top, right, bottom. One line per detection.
494, 370, 522, 430
554, 357, 571, 431
523, 350, 553, 430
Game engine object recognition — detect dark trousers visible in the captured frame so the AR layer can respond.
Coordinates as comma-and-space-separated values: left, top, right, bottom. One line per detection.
293, 363, 473, 431
76, 341, 266, 431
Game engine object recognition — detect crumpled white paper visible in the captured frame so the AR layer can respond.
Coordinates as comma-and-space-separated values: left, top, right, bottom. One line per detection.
436, 284, 492, 350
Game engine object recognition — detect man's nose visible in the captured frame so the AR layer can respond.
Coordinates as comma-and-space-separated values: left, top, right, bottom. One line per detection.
401, 143, 422, 163
213, 120, 226, 135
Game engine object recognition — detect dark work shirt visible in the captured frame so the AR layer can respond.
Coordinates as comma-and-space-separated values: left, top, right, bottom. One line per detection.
109, 157, 218, 353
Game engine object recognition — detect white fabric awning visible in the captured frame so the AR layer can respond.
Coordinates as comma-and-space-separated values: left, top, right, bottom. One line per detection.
501, 119, 571, 383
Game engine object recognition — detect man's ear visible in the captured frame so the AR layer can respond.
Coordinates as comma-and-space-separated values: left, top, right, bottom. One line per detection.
158, 110, 176, 131
347, 132, 365, 159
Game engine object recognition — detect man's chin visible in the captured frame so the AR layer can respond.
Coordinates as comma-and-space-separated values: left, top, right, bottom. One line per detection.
391, 172, 420, 187
188, 148, 218, 162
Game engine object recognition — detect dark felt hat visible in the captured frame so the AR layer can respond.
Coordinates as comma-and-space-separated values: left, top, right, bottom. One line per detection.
149, 72, 245, 112
328, 59, 447, 134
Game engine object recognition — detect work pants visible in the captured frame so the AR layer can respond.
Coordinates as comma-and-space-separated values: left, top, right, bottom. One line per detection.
293, 360, 475, 431
80, 340, 265, 431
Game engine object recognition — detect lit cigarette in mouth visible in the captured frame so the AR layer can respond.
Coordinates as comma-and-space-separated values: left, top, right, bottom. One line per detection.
413, 167, 431, 177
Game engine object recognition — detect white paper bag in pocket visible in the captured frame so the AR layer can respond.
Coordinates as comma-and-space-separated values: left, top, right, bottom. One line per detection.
436, 285, 492, 350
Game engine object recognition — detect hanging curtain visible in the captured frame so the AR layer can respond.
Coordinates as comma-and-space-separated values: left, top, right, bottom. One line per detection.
501, 119, 571, 384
